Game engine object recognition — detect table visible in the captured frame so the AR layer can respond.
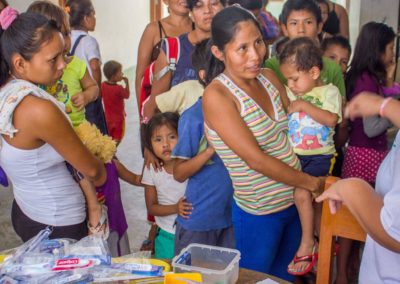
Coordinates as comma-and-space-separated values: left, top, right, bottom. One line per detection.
238, 268, 291, 284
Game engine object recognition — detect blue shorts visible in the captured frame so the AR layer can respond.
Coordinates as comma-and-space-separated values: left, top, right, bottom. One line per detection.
298, 154, 334, 177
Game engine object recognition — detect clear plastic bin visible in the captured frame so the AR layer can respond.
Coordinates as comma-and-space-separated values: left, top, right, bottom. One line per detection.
172, 244, 241, 284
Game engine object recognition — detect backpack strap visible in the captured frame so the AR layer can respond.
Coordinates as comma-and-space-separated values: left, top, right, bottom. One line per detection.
69, 34, 86, 56
156, 37, 180, 80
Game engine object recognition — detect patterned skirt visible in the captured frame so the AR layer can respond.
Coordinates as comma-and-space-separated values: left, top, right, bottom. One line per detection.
341, 146, 388, 183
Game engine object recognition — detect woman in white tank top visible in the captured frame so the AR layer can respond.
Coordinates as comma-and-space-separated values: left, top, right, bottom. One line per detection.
0, 12, 106, 241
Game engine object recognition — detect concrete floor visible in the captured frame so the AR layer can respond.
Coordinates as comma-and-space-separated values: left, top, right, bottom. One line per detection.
0, 91, 149, 253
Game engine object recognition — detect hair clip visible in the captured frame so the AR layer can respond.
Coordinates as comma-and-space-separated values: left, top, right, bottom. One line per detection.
0, 6, 19, 30
64, 6, 71, 14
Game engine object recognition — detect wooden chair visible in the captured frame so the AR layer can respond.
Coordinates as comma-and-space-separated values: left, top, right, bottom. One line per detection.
316, 176, 366, 284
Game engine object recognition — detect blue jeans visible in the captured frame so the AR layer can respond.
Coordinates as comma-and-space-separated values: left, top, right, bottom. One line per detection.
232, 202, 301, 281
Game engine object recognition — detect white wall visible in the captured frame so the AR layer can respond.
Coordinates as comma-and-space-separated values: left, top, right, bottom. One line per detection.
91, 0, 149, 70
13, 0, 149, 71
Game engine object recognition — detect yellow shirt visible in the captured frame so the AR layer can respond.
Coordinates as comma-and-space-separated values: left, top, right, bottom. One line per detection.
286, 84, 342, 155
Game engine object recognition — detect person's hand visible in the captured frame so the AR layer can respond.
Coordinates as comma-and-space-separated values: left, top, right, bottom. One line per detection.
144, 147, 162, 171
315, 185, 344, 214
206, 142, 215, 156
310, 176, 326, 198
71, 92, 89, 111
87, 202, 107, 235
345, 92, 383, 120
288, 99, 308, 114
176, 197, 193, 219
122, 76, 129, 84
386, 57, 396, 87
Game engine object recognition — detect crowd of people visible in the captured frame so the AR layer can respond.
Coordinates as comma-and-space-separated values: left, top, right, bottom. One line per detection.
0, 0, 399, 283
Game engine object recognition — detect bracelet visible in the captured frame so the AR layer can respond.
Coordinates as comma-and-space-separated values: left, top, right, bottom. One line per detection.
379, 97, 392, 117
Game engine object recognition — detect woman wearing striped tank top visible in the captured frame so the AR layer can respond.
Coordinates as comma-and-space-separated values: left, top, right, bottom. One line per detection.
202, 6, 324, 281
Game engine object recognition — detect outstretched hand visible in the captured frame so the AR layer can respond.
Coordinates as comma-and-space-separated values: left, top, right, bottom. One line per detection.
344, 92, 383, 121
315, 182, 344, 214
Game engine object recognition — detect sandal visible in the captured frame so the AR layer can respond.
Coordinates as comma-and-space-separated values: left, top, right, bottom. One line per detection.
88, 205, 109, 240
287, 244, 318, 276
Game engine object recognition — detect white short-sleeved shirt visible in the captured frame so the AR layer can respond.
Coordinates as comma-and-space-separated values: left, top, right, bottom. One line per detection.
70, 30, 101, 77
359, 131, 400, 283
141, 166, 187, 234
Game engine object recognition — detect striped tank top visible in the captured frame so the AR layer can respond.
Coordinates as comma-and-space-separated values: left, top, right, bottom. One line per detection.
205, 73, 301, 215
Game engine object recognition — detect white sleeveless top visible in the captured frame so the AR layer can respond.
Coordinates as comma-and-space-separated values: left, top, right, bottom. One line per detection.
0, 138, 86, 226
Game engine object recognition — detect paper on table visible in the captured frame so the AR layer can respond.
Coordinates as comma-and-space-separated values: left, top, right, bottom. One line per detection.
256, 278, 280, 284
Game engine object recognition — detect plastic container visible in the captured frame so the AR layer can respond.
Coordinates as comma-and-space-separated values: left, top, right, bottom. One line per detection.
172, 244, 241, 284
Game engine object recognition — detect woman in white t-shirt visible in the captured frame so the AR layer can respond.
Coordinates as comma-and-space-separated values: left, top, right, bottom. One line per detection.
141, 112, 191, 259
65, 0, 108, 135
317, 92, 400, 283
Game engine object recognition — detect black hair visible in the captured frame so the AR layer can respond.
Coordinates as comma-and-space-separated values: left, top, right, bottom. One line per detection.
279, 37, 323, 71
65, 0, 94, 29
280, 0, 322, 25
0, 12, 59, 86
321, 35, 351, 54
0, 0, 8, 8
192, 39, 210, 87
228, 0, 262, 10
144, 112, 180, 157
346, 22, 395, 95
262, 0, 268, 8
103, 60, 122, 81
314, 0, 329, 9
274, 36, 290, 56
28, 1, 70, 36
187, 0, 227, 11
205, 5, 264, 85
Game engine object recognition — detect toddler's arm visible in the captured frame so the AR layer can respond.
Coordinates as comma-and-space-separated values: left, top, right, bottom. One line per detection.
122, 77, 130, 98
145, 185, 192, 217
114, 159, 143, 187
173, 146, 215, 183
289, 100, 339, 128
72, 69, 99, 111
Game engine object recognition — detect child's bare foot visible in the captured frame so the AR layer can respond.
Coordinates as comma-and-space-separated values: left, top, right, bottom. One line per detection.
288, 241, 318, 275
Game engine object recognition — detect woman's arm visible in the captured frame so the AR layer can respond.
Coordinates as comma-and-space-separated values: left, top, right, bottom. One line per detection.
114, 159, 142, 186
135, 23, 158, 109
334, 2, 349, 38
316, 178, 400, 252
89, 58, 102, 86
173, 147, 215, 183
142, 50, 172, 120
12, 96, 106, 185
346, 92, 400, 128
71, 69, 99, 111
203, 81, 322, 193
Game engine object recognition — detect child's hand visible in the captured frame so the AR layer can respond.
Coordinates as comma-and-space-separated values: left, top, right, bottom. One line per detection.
176, 197, 192, 219
144, 147, 162, 172
122, 76, 129, 83
206, 144, 215, 156
71, 92, 89, 111
288, 99, 309, 114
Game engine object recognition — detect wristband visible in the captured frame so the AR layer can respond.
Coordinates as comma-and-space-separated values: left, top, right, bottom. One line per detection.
379, 97, 392, 117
